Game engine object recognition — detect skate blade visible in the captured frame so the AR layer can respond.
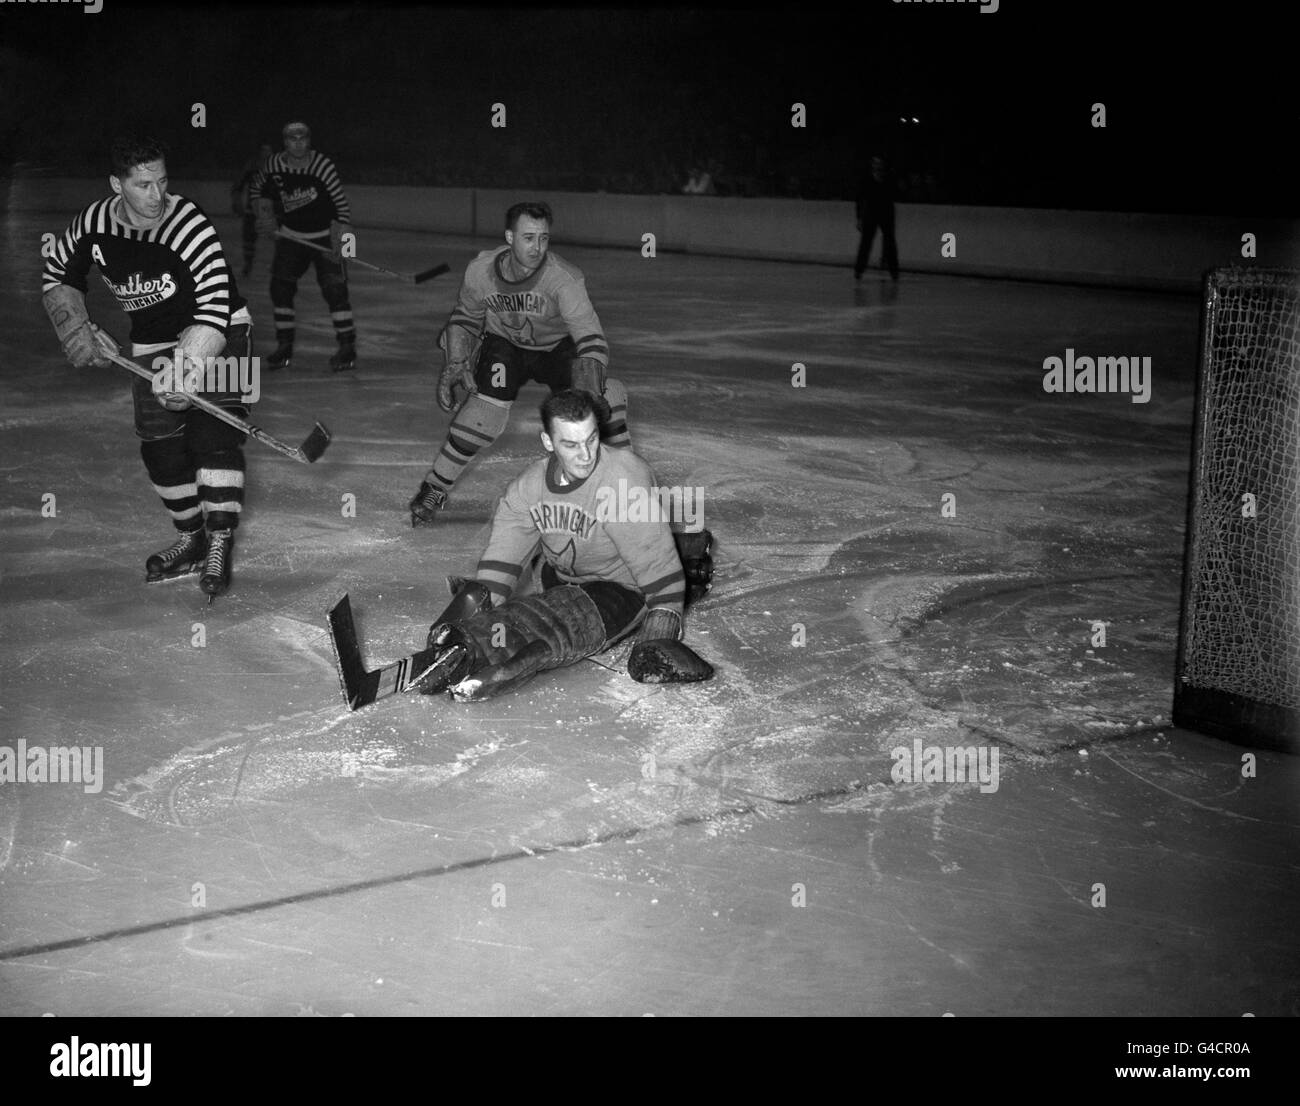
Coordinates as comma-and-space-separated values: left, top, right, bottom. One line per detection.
146, 565, 202, 583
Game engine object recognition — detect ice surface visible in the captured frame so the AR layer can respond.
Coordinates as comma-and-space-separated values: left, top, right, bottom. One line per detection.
1, 215, 1296, 1015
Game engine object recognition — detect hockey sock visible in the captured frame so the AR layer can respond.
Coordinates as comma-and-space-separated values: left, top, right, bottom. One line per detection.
321, 270, 356, 344
141, 438, 202, 529
427, 393, 511, 491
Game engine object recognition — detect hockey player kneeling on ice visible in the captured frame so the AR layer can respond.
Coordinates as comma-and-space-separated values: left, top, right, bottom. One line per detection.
414, 389, 712, 701
41, 135, 253, 599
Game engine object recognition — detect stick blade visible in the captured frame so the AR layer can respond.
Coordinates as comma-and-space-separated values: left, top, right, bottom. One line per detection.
326, 594, 366, 709
413, 263, 451, 284
296, 422, 331, 463
326, 594, 385, 710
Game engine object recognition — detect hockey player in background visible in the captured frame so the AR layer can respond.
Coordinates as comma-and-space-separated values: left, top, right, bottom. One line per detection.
231, 141, 273, 277
250, 121, 357, 372
407, 201, 631, 527
41, 135, 253, 598
414, 390, 712, 701
854, 154, 899, 282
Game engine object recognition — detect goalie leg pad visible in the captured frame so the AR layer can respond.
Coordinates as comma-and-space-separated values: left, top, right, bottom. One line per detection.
449, 639, 553, 702
454, 585, 609, 669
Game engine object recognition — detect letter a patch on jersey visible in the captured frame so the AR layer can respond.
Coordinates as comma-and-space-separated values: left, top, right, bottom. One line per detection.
92, 244, 107, 267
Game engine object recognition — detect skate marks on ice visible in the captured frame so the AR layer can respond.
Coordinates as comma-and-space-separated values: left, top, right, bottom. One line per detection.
107, 701, 529, 829
897, 572, 1178, 754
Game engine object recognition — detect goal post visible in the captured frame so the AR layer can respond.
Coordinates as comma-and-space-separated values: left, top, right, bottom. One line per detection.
1174, 267, 1300, 753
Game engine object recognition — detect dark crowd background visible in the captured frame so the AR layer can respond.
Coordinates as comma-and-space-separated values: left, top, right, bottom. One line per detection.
0, 2, 1291, 217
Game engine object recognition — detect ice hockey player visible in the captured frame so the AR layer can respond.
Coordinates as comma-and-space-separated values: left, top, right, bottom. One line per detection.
407, 201, 631, 527
415, 389, 712, 701
231, 141, 273, 277
249, 121, 357, 372
41, 135, 252, 598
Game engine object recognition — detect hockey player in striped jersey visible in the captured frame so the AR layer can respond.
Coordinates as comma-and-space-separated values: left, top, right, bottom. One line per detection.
407, 201, 631, 526
414, 390, 712, 701
249, 121, 357, 372
40, 136, 253, 598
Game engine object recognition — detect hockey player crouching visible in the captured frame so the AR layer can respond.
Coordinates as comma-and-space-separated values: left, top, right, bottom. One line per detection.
415, 389, 713, 700
408, 201, 630, 526
41, 136, 253, 598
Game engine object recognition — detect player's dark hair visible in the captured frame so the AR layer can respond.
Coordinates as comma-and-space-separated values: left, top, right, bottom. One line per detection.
110, 135, 168, 179
541, 389, 596, 435
506, 201, 553, 231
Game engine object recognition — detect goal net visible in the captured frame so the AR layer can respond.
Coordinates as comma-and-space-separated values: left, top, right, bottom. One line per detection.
1174, 267, 1300, 753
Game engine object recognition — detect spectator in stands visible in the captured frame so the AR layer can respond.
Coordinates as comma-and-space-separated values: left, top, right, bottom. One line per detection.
681, 166, 714, 195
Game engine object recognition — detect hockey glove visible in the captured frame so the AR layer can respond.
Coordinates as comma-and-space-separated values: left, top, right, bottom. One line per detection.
438, 359, 477, 412
43, 286, 113, 369
436, 326, 479, 413
569, 356, 611, 423
627, 608, 714, 684
255, 199, 277, 236
674, 529, 714, 606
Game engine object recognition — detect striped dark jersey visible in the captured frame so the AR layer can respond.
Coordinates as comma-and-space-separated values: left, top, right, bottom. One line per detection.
248, 151, 351, 235
42, 193, 246, 346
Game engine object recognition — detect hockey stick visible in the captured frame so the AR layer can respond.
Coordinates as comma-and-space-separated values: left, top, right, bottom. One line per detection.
102, 349, 331, 464
276, 229, 449, 284
327, 594, 454, 709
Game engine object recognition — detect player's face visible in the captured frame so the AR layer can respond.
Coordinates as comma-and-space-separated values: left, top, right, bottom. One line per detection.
505, 216, 550, 276
111, 160, 167, 226
542, 414, 600, 483
283, 129, 311, 159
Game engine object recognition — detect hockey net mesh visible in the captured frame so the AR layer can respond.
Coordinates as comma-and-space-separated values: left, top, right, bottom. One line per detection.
1180, 268, 1300, 711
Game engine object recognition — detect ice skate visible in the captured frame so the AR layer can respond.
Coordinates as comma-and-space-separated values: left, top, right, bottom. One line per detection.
329, 340, 357, 373
145, 527, 208, 583
266, 341, 293, 371
408, 481, 447, 527
199, 528, 233, 600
